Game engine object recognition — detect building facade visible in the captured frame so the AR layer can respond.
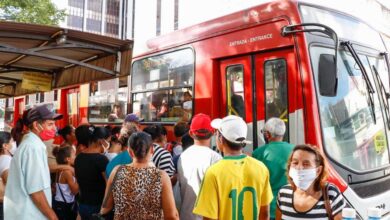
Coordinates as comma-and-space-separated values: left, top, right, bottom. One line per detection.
57, 0, 124, 38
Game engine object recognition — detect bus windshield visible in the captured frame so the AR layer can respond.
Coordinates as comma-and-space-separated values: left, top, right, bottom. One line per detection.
311, 46, 390, 172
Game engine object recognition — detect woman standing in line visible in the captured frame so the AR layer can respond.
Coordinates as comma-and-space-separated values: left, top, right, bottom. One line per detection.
75, 126, 110, 220
100, 132, 178, 220
0, 132, 16, 220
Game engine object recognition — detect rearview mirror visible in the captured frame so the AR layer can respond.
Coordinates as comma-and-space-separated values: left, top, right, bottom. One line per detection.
319, 54, 338, 97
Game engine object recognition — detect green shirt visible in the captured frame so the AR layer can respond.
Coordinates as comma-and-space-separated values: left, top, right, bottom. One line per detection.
252, 141, 294, 218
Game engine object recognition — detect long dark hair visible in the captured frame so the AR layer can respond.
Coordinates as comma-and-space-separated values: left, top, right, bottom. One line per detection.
129, 132, 153, 159
52, 145, 73, 165
58, 125, 74, 141
11, 118, 24, 146
0, 132, 11, 154
75, 125, 110, 148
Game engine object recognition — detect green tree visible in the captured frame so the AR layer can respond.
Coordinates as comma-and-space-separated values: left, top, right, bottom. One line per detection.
0, 0, 66, 26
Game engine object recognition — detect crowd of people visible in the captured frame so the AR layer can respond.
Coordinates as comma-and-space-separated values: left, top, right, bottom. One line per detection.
0, 103, 346, 220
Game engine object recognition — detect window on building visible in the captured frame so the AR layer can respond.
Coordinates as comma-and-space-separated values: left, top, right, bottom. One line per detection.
68, 15, 83, 29
131, 49, 194, 123
87, 18, 102, 32
88, 0, 102, 12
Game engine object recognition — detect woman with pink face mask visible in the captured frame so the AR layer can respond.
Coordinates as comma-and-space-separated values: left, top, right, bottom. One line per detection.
276, 145, 345, 220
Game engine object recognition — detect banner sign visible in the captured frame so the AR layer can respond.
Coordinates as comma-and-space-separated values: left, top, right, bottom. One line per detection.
21, 73, 52, 92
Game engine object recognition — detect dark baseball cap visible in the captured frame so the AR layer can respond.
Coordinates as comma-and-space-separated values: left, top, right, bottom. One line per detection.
24, 104, 63, 125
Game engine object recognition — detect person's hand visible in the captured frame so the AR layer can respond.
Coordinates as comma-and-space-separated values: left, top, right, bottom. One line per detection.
48, 212, 58, 220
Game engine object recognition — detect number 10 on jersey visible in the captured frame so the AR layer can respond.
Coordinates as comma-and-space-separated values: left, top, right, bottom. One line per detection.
229, 187, 258, 220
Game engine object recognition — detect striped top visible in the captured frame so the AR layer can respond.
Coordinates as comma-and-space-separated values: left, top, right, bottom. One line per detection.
277, 184, 345, 220
152, 144, 175, 177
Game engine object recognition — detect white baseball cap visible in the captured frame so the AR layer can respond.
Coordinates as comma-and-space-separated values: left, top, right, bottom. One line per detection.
211, 115, 251, 144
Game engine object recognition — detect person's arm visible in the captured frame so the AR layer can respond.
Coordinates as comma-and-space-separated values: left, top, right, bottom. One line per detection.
259, 205, 270, 220
63, 171, 79, 195
170, 173, 177, 186
97, 156, 109, 183
100, 166, 119, 214
161, 171, 179, 220
275, 206, 282, 220
30, 191, 58, 220
49, 163, 74, 175
102, 172, 107, 183
1, 170, 8, 185
334, 213, 343, 220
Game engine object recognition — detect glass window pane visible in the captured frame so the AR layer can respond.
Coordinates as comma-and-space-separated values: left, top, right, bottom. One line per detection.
131, 49, 194, 123
311, 46, 390, 171
88, 78, 128, 123
4, 98, 14, 125
264, 59, 288, 140
132, 88, 192, 123
226, 65, 245, 119
132, 49, 194, 92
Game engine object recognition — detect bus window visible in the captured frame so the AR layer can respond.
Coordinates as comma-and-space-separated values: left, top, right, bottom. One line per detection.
264, 59, 288, 141
131, 49, 194, 123
5, 98, 14, 125
88, 77, 128, 123
226, 65, 245, 119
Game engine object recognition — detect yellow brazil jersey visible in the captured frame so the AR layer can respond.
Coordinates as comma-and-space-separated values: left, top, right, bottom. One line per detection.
193, 155, 273, 220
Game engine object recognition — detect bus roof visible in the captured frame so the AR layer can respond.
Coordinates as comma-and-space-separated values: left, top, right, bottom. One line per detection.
145, 0, 301, 53
0, 21, 133, 98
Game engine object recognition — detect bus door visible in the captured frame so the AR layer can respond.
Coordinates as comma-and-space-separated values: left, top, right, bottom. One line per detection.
219, 56, 255, 153
219, 48, 299, 152
255, 48, 299, 146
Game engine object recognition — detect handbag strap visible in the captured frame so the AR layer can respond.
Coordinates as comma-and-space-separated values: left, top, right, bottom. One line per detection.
322, 182, 334, 220
56, 171, 68, 203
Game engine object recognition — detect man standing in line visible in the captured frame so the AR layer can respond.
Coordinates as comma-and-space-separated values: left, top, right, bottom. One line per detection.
252, 117, 293, 219
5, 104, 62, 220
177, 113, 222, 220
193, 115, 273, 220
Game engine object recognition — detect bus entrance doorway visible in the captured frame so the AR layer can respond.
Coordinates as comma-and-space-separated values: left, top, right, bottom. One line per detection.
219, 48, 300, 152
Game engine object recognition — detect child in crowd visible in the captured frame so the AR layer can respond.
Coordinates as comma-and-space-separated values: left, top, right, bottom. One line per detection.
52, 145, 79, 220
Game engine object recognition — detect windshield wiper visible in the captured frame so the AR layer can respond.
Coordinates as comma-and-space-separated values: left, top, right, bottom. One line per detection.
372, 65, 390, 129
381, 52, 390, 90
341, 41, 376, 124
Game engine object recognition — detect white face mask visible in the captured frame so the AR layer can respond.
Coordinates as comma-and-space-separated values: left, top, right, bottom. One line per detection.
9, 142, 17, 156
289, 167, 318, 191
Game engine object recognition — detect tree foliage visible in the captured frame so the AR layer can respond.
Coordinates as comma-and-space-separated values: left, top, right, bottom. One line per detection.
0, 0, 66, 26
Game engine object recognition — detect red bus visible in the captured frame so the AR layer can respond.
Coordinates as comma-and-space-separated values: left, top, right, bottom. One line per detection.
130, 1, 390, 219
